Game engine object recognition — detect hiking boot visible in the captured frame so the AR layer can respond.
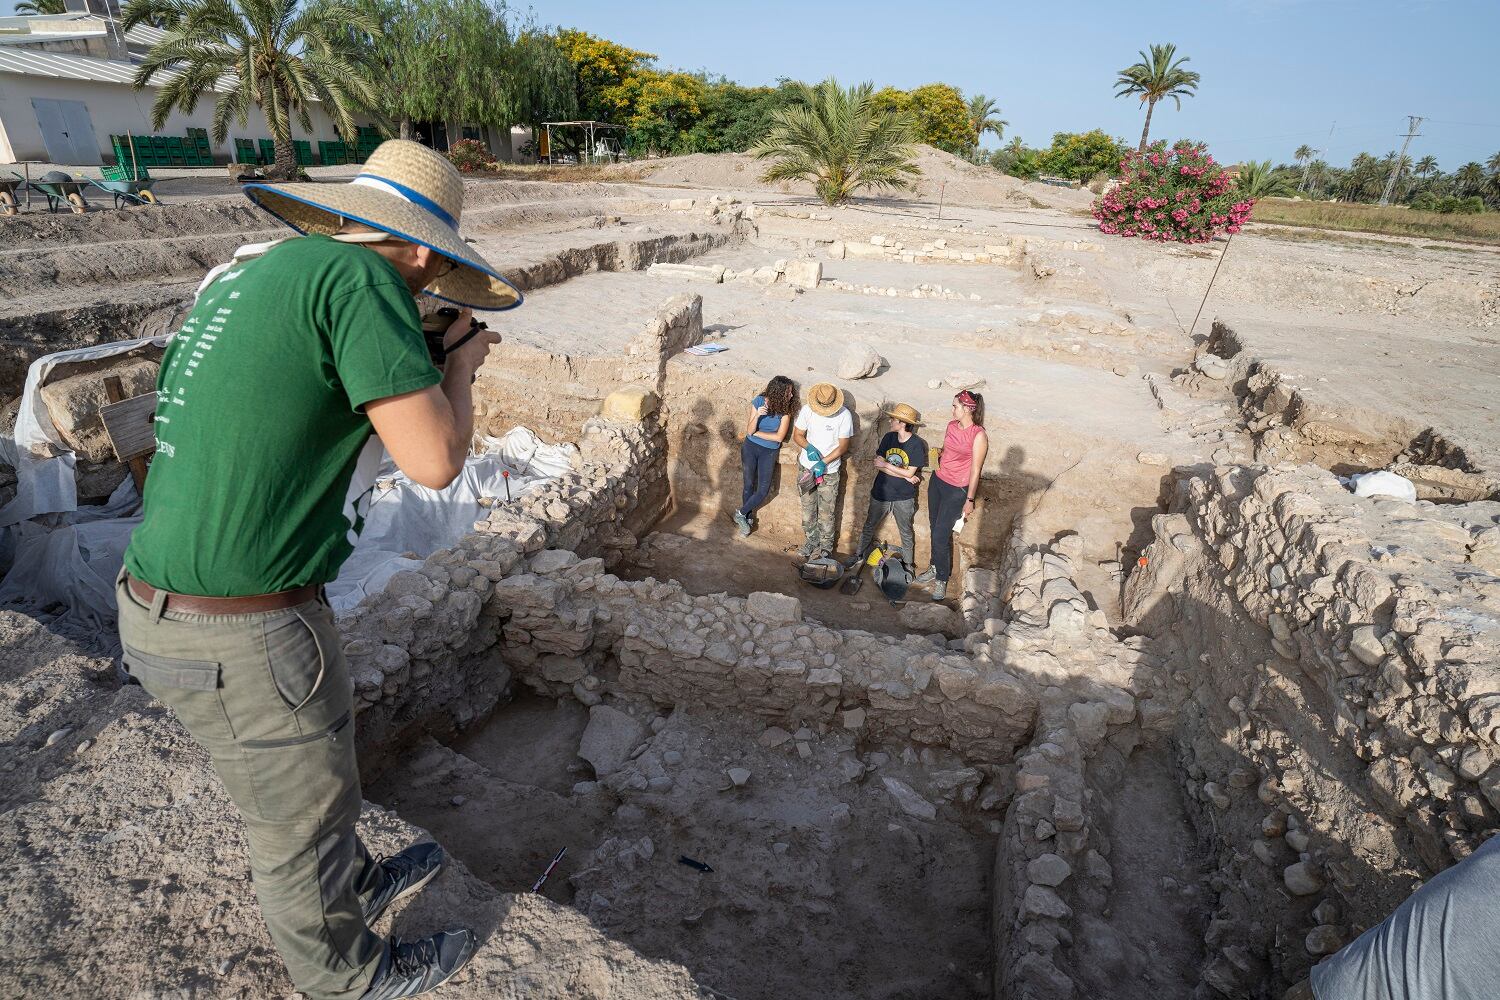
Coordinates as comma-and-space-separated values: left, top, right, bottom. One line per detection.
809, 548, 829, 562
795, 543, 816, 561
359, 930, 476, 1000
363, 842, 446, 926
734, 511, 752, 537
913, 567, 937, 585
931, 580, 948, 601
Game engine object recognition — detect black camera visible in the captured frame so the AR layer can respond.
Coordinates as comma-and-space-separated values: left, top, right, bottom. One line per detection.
421, 307, 488, 367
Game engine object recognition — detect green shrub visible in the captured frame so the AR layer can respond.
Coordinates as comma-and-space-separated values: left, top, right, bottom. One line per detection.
1036, 130, 1129, 183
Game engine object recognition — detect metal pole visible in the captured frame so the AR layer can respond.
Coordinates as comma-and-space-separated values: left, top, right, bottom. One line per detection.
936, 181, 945, 221
128, 131, 139, 179
1188, 231, 1236, 340
1379, 116, 1423, 207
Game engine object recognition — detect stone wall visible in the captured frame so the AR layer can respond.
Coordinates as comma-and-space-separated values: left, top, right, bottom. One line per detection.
1124, 463, 1500, 994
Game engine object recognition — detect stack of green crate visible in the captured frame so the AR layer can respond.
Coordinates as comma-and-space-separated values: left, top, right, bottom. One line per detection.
259, 139, 276, 164
354, 126, 381, 163
317, 140, 348, 165
108, 135, 151, 176
234, 138, 259, 164
293, 140, 313, 167
186, 128, 213, 165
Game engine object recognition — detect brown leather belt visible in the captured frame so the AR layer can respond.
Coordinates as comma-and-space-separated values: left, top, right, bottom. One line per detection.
127, 575, 319, 615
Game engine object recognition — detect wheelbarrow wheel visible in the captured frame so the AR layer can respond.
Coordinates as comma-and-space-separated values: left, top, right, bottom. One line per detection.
66, 191, 88, 214
0, 191, 15, 216
139, 190, 158, 204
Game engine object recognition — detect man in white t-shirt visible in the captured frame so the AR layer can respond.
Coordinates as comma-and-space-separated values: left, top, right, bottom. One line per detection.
791, 382, 854, 560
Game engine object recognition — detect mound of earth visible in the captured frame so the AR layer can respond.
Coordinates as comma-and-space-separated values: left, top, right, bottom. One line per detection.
617, 145, 1094, 212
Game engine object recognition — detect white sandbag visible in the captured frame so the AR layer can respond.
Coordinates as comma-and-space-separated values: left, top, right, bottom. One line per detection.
1350, 470, 1418, 502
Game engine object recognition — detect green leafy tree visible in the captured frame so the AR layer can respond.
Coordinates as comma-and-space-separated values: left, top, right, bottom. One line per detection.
123, 0, 381, 180
502, 27, 580, 155
1293, 144, 1317, 191
1036, 129, 1128, 183
751, 78, 920, 205
1235, 160, 1291, 199
15, 0, 66, 13
356, 0, 521, 143
1415, 155, 1439, 179
870, 83, 975, 155
1114, 43, 1201, 153
683, 80, 800, 153
604, 70, 704, 156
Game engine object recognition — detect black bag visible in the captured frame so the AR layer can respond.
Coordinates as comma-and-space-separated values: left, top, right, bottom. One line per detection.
873, 548, 913, 603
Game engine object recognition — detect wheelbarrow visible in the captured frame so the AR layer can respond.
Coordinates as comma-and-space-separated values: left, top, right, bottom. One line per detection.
88, 176, 161, 208
0, 174, 20, 216
25, 171, 89, 214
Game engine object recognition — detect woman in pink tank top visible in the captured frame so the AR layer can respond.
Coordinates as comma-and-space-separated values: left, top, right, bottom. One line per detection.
915, 391, 989, 601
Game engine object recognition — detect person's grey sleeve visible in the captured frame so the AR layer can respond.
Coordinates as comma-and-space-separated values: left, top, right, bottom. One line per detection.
1310, 835, 1500, 1000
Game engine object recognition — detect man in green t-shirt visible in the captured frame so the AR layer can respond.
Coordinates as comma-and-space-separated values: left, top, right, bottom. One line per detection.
117, 141, 519, 1000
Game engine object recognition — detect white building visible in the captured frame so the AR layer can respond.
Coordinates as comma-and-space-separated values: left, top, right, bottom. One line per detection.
0, 10, 533, 166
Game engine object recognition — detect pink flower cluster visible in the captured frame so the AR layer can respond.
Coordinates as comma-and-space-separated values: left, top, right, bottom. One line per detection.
1093, 140, 1253, 244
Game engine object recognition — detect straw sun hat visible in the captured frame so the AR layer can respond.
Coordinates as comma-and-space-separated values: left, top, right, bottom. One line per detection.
807, 382, 845, 417
242, 139, 521, 311
881, 402, 923, 427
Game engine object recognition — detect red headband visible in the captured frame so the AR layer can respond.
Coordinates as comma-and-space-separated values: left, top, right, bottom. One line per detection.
956, 391, 978, 410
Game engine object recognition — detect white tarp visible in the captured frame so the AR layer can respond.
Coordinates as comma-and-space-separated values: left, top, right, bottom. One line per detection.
0, 427, 575, 625
0, 334, 171, 528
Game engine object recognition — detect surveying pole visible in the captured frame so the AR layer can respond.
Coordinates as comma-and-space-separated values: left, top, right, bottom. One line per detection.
1379, 116, 1423, 206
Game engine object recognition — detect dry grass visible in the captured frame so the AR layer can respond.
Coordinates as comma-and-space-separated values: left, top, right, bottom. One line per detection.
467, 163, 646, 183
1250, 198, 1500, 246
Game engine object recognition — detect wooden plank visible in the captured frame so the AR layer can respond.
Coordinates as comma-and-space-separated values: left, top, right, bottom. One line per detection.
101, 376, 156, 495
100, 389, 157, 461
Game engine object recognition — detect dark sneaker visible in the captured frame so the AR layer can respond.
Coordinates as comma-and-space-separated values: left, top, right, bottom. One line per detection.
913, 567, 937, 585
931, 580, 948, 601
734, 511, 752, 537
363, 842, 446, 926
359, 930, 476, 1000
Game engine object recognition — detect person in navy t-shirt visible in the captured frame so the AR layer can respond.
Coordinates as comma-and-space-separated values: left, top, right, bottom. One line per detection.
851, 402, 928, 569
734, 375, 796, 537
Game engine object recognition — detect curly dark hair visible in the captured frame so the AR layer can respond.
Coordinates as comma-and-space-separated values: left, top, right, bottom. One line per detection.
763, 375, 796, 417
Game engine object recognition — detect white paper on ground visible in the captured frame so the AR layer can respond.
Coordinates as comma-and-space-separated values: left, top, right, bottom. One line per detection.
1349, 470, 1418, 503
0, 426, 575, 624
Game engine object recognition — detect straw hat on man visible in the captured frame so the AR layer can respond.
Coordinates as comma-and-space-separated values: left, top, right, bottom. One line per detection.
119, 140, 503, 1000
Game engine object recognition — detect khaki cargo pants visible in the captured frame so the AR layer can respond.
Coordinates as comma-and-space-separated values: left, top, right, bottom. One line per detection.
798, 465, 841, 555
116, 575, 385, 1000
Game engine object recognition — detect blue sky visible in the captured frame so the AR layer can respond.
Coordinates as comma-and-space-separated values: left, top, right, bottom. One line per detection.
535, 0, 1500, 170
10, 0, 1495, 168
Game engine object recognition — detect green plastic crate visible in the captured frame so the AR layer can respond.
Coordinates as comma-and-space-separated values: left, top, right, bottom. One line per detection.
259, 139, 276, 163
294, 140, 313, 166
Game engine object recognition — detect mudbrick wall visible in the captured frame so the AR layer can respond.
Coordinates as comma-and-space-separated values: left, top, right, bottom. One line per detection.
1125, 462, 1500, 996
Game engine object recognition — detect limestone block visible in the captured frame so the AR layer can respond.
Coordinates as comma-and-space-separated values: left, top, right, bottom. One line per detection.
836, 341, 884, 380
1027, 853, 1072, 887
578, 705, 647, 778
882, 777, 937, 819
39, 358, 159, 463
1020, 885, 1072, 920
783, 258, 822, 289
747, 591, 801, 625
899, 602, 959, 634
646, 262, 723, 283
667, 198, 695, 210
599, 388, 661, 423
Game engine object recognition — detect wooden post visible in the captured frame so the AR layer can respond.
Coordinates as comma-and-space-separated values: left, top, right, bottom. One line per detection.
127, 131, 139, 179
936, 180, 946, 221
102, 375, 150, 496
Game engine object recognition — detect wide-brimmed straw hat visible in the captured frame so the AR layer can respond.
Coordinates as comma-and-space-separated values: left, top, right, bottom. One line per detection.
242, 140, 521, 311
807, 382, 845, 417
882, 402, 923, 427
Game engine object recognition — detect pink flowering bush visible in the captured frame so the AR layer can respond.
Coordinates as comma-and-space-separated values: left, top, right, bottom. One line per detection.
1092, 140, 1253, 244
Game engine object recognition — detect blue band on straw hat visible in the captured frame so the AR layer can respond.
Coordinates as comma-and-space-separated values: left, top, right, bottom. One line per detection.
351, 173, 458, 229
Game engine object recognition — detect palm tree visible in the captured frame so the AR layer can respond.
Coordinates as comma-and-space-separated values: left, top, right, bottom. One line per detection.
1487, 151, 1500, 175
751, 78, 920, 206
1453, 162, 1485, 196
122, 0, 383, 180
15, 0, 66, 12
1114, 43, 1201, 153
1236, 160, 1290, 200
1415, 155, 1439, 179
1293, 144, 1316, 191
967, 94, 1007, 148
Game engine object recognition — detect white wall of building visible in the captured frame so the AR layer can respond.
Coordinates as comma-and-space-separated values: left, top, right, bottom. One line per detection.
0, 72, 373, 165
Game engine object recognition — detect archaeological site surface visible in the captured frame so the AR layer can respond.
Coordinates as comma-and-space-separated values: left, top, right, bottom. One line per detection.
2, 147, 1498, 1000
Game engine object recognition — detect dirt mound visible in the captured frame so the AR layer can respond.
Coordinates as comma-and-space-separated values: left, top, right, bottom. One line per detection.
619, 145, 1094, 212
0, 200, 270, 249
